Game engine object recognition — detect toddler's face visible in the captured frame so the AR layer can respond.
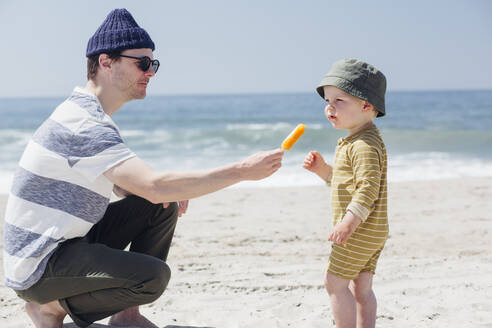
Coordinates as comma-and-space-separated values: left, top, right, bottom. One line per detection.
322, 86, 370, 132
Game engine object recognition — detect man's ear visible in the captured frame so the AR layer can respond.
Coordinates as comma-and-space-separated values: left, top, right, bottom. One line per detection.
98, 54, 113, 72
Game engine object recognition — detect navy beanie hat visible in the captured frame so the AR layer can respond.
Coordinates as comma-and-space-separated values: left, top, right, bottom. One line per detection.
86, 8, 155, 57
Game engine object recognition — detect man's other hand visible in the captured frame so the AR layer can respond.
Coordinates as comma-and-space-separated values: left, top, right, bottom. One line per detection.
163, 200, 189, 217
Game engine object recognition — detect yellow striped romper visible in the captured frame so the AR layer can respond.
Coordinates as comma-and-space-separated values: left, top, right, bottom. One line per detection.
327, 124, 388, 279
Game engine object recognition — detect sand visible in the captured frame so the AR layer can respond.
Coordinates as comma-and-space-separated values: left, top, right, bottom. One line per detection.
1, 177, 491, 327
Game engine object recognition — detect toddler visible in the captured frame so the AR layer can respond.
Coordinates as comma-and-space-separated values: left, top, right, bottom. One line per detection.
303, 59, 388, 328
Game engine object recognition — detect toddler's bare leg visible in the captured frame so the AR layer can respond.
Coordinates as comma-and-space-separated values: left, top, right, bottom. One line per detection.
25, 300, 67, 328
349, 272, 376, 328
325, 272, 356, 328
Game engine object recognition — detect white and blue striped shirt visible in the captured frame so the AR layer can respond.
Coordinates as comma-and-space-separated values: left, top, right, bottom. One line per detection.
3, 87, 136, 290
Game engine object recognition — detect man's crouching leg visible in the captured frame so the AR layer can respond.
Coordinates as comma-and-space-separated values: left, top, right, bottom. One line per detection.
107, 259, 170, 328
59, 255, 171, 327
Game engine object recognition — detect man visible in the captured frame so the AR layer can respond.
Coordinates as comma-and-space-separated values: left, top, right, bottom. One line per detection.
3, 8, 284, 328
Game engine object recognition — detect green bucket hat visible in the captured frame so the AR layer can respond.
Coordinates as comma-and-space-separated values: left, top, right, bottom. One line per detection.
316, 59, 387, 117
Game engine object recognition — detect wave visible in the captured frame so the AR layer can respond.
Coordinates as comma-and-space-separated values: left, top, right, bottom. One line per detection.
1, 89, 491, 193
226, 122, 324, 131
1, 152, 491, 194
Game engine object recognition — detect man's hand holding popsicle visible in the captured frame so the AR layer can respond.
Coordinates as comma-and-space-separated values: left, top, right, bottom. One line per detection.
240, 123, 307, 182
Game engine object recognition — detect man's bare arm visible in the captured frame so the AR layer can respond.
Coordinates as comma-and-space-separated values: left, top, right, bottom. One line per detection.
104, 149, 283, 204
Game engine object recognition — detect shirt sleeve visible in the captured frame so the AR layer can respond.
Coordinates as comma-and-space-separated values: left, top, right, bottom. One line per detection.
325, 171, 333, 187
346, 140, 382, 222
68, 122, 136, 181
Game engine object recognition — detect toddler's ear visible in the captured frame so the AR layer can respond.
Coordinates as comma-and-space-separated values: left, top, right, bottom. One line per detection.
362, 101, 376, 113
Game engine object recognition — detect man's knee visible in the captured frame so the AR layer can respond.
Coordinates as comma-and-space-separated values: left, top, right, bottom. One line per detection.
149, 261, 171, 296
136, 260, 171, 303
163, 201, 178, 218
154, 201, 178, 224
126, 195, 177, 216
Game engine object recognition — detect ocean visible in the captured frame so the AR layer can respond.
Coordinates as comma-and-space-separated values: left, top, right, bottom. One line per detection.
1, 90, 491, 193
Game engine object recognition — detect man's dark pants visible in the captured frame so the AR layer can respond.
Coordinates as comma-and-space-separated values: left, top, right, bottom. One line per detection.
16, 195, 179, 327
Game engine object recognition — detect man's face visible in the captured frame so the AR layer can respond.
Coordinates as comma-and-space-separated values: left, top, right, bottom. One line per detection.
111, 48, 156, 101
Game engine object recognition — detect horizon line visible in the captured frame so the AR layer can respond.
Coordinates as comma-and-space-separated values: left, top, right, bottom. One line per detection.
1, 88, 491, 100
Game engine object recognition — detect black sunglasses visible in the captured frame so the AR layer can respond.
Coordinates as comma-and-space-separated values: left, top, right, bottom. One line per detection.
119, 54, 160, 73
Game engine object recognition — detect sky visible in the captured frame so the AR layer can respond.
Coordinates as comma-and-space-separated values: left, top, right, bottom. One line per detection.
0, 0, 491, 98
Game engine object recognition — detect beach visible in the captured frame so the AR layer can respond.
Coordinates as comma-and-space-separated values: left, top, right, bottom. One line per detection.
1, 177, 491, 327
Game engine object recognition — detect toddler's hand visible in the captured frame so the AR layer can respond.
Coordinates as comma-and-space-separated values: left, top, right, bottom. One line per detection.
328, 211, 362, 245
328, 221, 353, 245
303, 151, 325, 172
303, 151, 332, 182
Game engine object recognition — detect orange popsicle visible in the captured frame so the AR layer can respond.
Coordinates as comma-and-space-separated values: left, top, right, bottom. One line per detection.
281, 124, 306, 150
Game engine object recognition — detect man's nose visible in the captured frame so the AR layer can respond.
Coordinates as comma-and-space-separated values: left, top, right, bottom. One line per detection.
145, 68, 155, 78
